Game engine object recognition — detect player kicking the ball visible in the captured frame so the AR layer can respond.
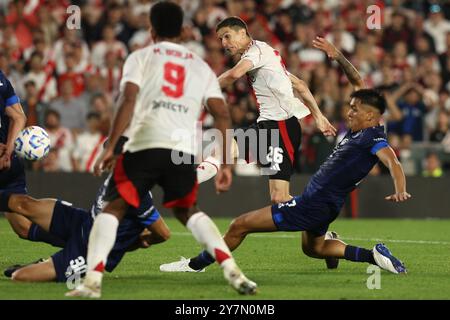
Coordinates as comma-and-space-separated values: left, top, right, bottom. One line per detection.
66, 2, 256, 298
160, 37, 410, 275
196, 16, 336, 203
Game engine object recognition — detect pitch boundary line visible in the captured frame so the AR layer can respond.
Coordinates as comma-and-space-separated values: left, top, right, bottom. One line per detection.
171, 232, 450, 245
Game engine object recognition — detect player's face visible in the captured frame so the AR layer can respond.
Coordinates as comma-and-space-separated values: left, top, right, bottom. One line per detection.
217, 27, 245, 56
347, 98, 367, 132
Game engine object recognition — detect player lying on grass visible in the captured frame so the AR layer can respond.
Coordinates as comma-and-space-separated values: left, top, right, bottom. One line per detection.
1, 171, 170, 283
160, 38, 411, 275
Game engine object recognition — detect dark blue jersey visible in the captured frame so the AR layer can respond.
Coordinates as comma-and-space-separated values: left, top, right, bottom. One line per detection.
90, 174, 160, 263
303, 126, 389, 209
0, 70, 20, 144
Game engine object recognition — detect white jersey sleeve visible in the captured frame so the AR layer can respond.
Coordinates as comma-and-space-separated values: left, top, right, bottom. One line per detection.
241, 44, 268, 71
120, 51, 146, 88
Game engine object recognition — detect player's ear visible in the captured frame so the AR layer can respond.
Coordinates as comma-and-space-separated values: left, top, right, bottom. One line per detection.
150, 27, 157, 42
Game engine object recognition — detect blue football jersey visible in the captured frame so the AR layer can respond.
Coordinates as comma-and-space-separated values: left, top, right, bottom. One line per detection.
0, 70, 20, 144
303, 126, 389, 207
90, 174, 160, 256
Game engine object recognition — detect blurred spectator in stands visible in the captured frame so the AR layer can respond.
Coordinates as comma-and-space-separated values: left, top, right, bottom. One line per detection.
422, 152, 444, 177
89, 93, 112, 136
325, 18, 355, 55
382, 11, 414, 52
57, 53, 85, 97
36, 4, 59, 46
72, 112, 106, 173
181, 22, 205, 59
5, 0, 39, 51
79, 73, 104, 111
41, 109, 74, 172
430, 110, 450, 142
425, 4, 450, 54
399, 84, 427, 145
96, 50, 122, 98
128, 11, 152, 52
91, 24, 127, 68
22, 51, 57, 103
23, 30, 52, 65
49, 79, 88, 131
98, 2, 133, 46
0, 50, 24, 98
53, 29, 90, 75
39, 148, 59, 172
22, 80, 48, 127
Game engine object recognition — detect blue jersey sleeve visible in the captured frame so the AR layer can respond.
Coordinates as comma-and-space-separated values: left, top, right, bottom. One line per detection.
1, 74, 20, 107
360, 127, 389, 155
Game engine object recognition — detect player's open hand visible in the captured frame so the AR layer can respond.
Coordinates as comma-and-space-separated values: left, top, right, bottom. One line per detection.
315, 115, 337, 137
215, 165, 232, 194
312, 36, 339, 60
385, 192, 412, 202
94, 148, 115, 177
0, 151, 11, 171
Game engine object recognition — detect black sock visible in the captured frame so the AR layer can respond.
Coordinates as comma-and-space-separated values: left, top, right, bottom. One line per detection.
28, 223, 65, 248
0, 192, 12, 212
188, 250, 216, 270
344, 245, 376, 265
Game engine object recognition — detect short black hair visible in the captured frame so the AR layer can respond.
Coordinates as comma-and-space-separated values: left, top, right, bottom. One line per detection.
350, 89, 386, 114
216, 16, 249, 36
86, 111, 101, 121
149, 1, 183, 38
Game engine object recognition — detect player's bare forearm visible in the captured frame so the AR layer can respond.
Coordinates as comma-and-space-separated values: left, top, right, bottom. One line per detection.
335, 53, 365, 90
107, 83, 139, 151
218, 59, 253, 89
5, 104, 26, 155
207, 98, 232, 164
312, 36, 364, 90
290, 74, 322, 119
376, 147, 411, 202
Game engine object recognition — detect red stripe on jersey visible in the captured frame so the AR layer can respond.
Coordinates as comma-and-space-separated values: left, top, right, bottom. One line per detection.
113, 155, 140, 208
278, 120, 294, 164
163, 181, 198, 208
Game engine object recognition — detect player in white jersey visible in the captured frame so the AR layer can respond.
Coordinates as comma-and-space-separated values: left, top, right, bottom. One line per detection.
196, 16, 336, 204
66, 2, 256, 298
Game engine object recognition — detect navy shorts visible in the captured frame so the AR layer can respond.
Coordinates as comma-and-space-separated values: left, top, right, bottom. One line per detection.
50, 200, 161, 283
271, 195, 339, 237
0, 155, 27, 194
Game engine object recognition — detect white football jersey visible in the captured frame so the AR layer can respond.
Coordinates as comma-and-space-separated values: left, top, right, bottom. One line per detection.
120, 41, 224, 155
241, 40, 310, 122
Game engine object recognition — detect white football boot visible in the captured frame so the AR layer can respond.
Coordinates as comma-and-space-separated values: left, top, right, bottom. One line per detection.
65, 272, 102, 298
159, 257, 205, 273
222, 260, 257, 295
372, 243, 407, 274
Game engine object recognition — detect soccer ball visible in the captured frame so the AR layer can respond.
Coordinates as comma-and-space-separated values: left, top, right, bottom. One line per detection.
15, 126, 51, 161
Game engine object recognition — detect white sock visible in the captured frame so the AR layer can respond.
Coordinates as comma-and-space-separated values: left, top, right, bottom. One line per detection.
196, 156, 220, 184
85, 213, 119, 284
186, 212, 236, 269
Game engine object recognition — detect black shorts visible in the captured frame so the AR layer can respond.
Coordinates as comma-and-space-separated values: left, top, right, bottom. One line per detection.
104, 148, 198, 209
235, 116, 301, 181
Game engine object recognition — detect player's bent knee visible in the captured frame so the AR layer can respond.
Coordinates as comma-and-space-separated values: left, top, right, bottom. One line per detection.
302, 243, 323, 258
228, 217, 249, 236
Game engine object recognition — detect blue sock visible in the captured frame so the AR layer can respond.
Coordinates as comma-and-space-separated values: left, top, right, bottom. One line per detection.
28, 223, 65, 248
344, 245, 376, 265
188, 250, 216, 270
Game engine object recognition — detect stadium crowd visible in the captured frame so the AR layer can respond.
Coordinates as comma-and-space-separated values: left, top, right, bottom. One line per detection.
0, 0, 449, 176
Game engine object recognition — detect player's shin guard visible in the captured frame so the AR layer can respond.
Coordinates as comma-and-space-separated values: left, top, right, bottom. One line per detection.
85, 213, 119, 284
186, 212, 235, 269
196, 156, 220, 184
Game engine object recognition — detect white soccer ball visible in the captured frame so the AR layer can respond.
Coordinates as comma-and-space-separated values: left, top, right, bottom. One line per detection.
15, 126, 51, 161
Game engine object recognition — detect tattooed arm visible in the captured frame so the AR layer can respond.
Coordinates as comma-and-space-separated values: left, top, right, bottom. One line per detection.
312, 36, 365, 91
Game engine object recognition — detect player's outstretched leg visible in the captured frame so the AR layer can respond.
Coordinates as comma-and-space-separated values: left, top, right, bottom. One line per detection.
174, 207, 257, 295
161, 206, 276, 274
301, 231, 407, 274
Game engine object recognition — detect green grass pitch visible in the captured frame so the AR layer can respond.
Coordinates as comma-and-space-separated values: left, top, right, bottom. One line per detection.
0, 217, 449, 300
